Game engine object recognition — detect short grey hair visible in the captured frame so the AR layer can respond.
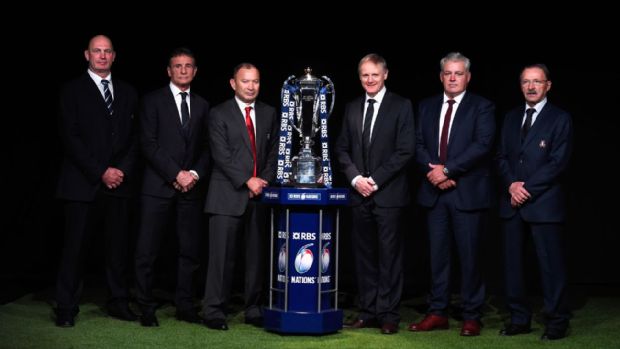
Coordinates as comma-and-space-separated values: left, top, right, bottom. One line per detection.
440, 52, 470, 72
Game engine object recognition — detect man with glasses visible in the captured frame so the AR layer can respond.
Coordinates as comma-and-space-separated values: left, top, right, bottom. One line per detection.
497, 64, 573, 340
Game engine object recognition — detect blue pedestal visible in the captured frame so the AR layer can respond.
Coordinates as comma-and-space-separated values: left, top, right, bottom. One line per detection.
262, 187, 348, 334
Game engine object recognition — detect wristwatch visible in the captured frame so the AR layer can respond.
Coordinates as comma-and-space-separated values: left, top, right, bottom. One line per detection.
442, 167, 449, 176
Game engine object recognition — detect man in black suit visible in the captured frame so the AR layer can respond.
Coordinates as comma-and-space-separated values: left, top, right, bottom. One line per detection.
335, 53, 415, 335
409, 52, 495, 336
497, 64, 573, 340
55, 34, 138, 327
134, 47, 210, 327
202, 63, 278, 331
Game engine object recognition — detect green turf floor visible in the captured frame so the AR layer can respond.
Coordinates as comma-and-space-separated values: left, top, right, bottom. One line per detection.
1, 291, 619, 349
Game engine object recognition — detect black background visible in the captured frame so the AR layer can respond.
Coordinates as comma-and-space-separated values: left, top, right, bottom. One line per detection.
3, 9, 618, 303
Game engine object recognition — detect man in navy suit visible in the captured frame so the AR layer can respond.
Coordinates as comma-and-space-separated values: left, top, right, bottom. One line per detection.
409, 52, 495, 336
55, 34, 139, 327
202, 63, 278, 331
497, 64, 573, 340
134, 47, 210, 327
335, 53, 415, 335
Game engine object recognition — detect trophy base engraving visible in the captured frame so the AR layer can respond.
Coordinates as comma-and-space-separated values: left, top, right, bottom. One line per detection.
290, 147, 323, 188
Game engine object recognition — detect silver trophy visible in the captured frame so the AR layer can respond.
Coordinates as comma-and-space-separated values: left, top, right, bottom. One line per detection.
284, 68, 335, 187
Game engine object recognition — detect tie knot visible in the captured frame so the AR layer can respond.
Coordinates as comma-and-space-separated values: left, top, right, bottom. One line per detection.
101, 79, 109, 86
367, 98, 376, 105
447, 99, 455, 106
526, 108, 535, 116
180, 91, 188, 100
245, 106, 252, 114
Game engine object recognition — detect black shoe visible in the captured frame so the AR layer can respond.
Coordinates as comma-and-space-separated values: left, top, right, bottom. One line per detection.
54, 309, 75, 328
205, 318, 228, 331
140, 312, 159, 327
176, 309, 204, 324
244, 316, 263, 327
541, 327, 567, 340
107, 303, 138, 321
499, 323, 531, 336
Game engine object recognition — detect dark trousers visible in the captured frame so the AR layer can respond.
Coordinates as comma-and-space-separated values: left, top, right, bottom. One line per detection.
503, 214, 570, 330
134, 194, 203, 313
351, 199, 404, 325
56, 193, 131, 311
427, 191, 485, 321
203, 200, 266, 321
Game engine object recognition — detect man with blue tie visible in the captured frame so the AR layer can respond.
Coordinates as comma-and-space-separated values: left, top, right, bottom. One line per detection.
497, 64, 573, 340
410, 52, 495, 337
55, 34, 139, 327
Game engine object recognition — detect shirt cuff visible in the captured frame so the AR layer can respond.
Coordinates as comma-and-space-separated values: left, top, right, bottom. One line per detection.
189, 170, 199, 180
351, 175, 362, 187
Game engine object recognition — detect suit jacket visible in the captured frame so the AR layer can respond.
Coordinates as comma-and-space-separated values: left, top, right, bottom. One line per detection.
415, 92, 495, 210
497, 102, 573, 222
205, 98, 278, 216
335, 91, 415, 207
56, 73, 138, 202
140, 86, 210, 199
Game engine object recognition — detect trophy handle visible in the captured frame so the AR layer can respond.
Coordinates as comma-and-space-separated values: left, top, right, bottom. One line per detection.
322, 75, 336, 117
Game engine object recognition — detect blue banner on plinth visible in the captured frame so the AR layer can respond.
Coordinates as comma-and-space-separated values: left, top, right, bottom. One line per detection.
262, 187, 348, 334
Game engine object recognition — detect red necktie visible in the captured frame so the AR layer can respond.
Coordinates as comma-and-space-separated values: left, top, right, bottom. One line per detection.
245, 106, 257, 177
439, 99, 455, 163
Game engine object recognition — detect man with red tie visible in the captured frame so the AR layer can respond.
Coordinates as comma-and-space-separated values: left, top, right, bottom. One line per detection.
411, 52, 495, 336
202, 63, 279, 331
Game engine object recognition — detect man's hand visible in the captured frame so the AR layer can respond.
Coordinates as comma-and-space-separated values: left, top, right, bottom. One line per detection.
509, 181, 531, 207
438, 179, 456, 190
247, 177, 268, 196
427, 163, 448, 186
354, 177, 376, 197
175, 170, 197, 192
102, 167, 124, 189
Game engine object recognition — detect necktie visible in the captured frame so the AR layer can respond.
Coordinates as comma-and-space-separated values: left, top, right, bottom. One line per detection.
439, 99, 455, 163
180, 92, 190, 128
245, 106, 257, 177
521, 107, 535, 141
362, 98, 376, 176
101, 79, 113, 115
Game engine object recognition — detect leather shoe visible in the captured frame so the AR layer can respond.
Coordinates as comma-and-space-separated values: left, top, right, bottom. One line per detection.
107, 303, 138, 321
541, 327, 567, 340
140, 312, 159, 327
499, 323, 531, 336
381, 323, 398, 334
408, 314, 449, 331
346, 318, 379, 329
245, 316, 264, 327
55, 309, 75, 328
205, 318, 228, 331
460, 319, 481, 336
176, 309, 204, 324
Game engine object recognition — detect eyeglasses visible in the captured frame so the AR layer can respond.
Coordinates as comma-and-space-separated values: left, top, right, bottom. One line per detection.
521, 79, 548, 87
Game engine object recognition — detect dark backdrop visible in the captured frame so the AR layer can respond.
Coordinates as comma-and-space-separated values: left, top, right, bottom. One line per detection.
3, 12, 618, 303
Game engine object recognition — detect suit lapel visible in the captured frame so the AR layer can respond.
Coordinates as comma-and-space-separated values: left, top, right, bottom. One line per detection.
164, 88, 186, 137
429, 95, 443, 160
254, 103, 265, 156
369, 92, 392, 149
229, 99, 252, 152
84, 75, 110, 115
447, 93, 470, 153
354, 96, 365, 145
